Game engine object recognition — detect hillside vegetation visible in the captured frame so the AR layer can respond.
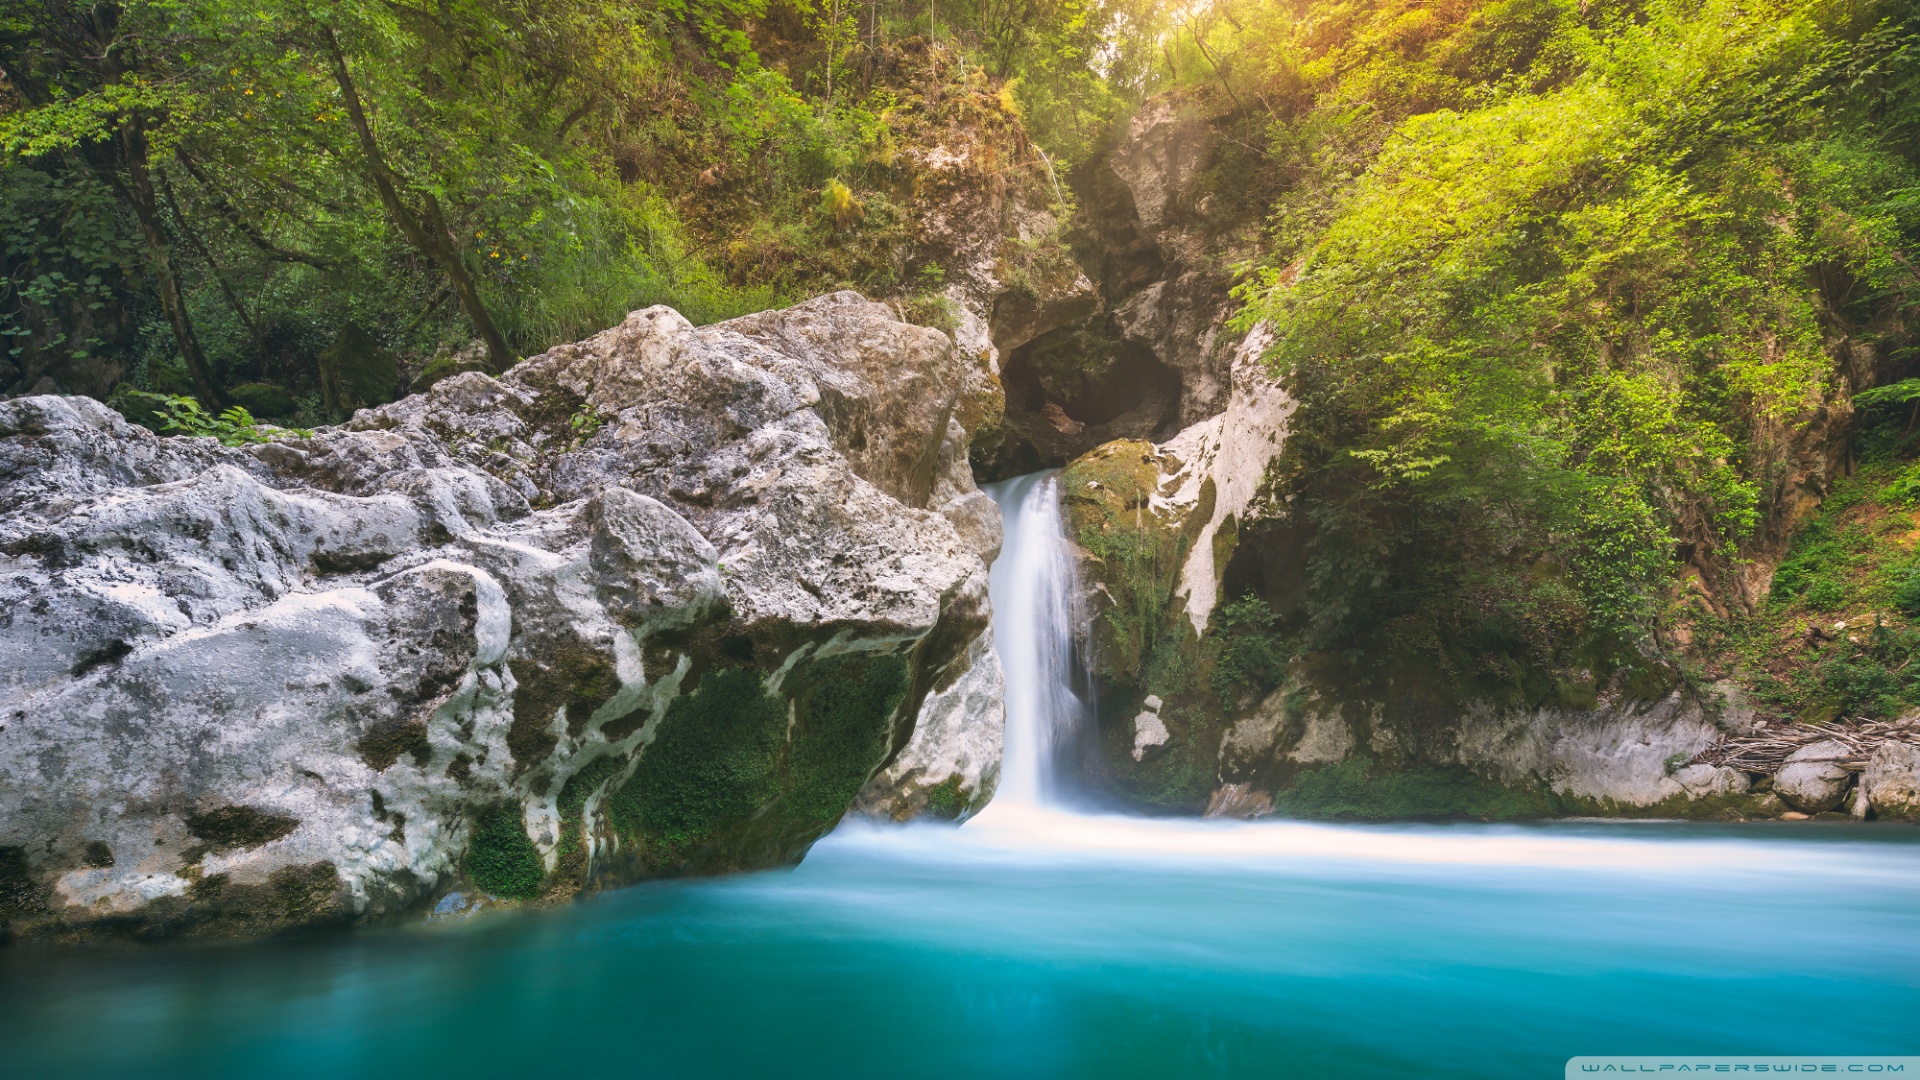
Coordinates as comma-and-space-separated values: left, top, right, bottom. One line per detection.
8, 0, 1920, 716
0, 0, 1154, 415
1207, 0, 1920, 704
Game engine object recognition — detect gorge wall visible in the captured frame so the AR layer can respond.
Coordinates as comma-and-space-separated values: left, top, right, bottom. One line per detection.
971, 92, 1266, 480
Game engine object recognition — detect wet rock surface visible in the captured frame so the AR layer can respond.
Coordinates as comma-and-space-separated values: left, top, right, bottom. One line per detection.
0, 292, 1003, 941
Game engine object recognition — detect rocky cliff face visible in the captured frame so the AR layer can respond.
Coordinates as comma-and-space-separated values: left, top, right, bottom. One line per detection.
0, 292, 1003, 941
1059, 363, 1919, 822
977, 91, 1268, 478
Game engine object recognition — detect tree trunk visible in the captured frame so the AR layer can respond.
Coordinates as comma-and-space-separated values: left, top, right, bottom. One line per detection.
320, 26, 516, 372
115, 124, 225, 409
162, 173, 268, 370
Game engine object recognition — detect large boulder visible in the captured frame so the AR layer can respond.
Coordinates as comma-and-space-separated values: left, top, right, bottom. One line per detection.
0, 292, 1003, 941
1863, 742, 1920, 821
1773, 740, 1854, 813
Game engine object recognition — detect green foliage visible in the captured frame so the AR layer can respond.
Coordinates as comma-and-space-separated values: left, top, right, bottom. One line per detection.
1768, 516, 1870, 610
898, 291, 960, 335
1209, 595, 1295, 701
464, 804, 545, 900
226, 381, 295, 419
1229, 0, 1920, 674
131, 393, 306, 446
819, 178, 863, 229
1854, 378, 1920, 410
1882, 464, 1920, 509
1272, 758, 1554, 821
0, 0, 1128, 411
1893, 567, 1920, 619
568, 407, 605, 440
1730, 427, 1920, 723
608, 667, 786, 850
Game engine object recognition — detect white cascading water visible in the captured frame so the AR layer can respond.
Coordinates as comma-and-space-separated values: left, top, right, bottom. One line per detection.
972, 471, 1089, 815
934, 471, 1865, 876
828, 469, 1919, 884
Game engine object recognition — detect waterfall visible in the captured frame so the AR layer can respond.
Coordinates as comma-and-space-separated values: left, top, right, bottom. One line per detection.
975, 471, 1090, 815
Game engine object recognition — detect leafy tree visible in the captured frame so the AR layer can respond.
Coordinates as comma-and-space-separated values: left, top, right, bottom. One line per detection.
2, 0, 231, 405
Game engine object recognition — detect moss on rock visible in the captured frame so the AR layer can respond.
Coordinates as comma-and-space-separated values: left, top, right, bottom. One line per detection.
784, 652, 911, 831
920, 775, 970, 820
0, 845, 44, 928
357, 719, 431, 772
1272, 758, 1557, 821
465, 803, 546, 900
544, 753, 631, 894
608, 666, 787, 857
185, 806, 299, 853
508, 640, 621, 769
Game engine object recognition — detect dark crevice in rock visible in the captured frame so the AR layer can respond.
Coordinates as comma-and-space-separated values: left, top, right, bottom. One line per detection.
185, 806, 300, 854
68, 638, 132, 677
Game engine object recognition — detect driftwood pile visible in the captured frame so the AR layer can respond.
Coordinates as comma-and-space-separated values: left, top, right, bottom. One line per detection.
1690, 717, 1920, 775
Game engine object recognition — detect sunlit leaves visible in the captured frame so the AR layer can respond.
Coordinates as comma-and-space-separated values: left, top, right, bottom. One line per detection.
1238, 0, 1920, 649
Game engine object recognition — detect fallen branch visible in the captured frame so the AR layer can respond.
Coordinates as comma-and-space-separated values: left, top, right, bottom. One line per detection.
1691, 717, 1920, 774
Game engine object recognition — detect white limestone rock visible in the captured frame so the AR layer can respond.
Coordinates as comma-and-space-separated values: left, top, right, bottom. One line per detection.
854, 621, 1006, 822
1132, 694, 1170, 761
0, 293, 1002, 940
1773, 740, 1854, 814
1863, 742, 1920, 821
1673, 764, 1752, 799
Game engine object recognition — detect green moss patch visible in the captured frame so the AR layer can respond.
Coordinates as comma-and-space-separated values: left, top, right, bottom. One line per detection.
602, 652, 912, 868
920, 775, 969, 821
465, 804, 546, 900
1062, 442, 1197, 683
558, 754, 629, 821
185, 806, 299, 853
1272, 758, 1556, 821
783, 653, 911, 831
608, 666, 787, 852
543, 754, 630, 893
